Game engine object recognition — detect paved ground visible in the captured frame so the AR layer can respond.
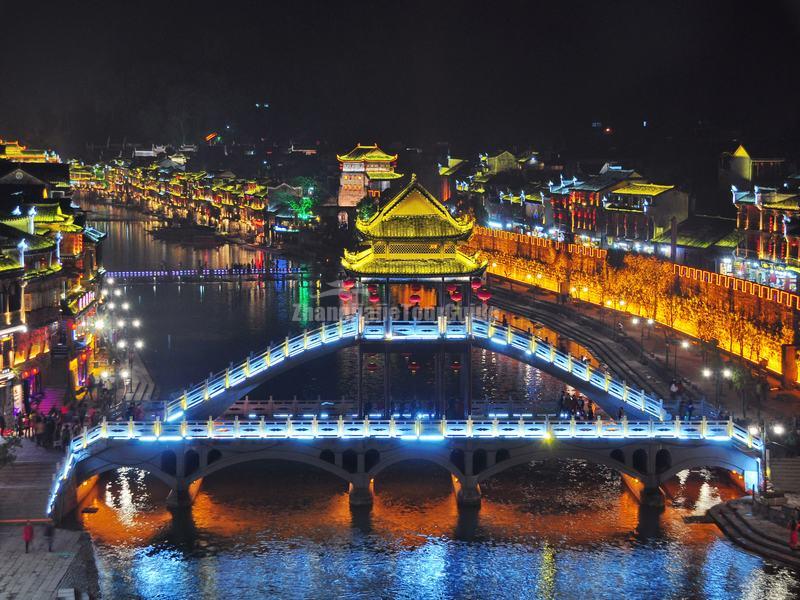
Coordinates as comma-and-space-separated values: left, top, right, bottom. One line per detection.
0, 440, 98, 598
0, 440, 63, 521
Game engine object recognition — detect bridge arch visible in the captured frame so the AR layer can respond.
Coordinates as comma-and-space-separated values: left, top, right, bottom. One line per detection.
173, 318, 663, 422
75, 460, 178, 491
474, 446, 648, 485
366, 449, 467, 483
185, 448, 355, 487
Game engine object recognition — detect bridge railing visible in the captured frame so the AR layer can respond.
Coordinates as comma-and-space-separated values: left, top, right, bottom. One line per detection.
105, 267, 308, 280
163, 314, 667, 423
48, 416, 762, 516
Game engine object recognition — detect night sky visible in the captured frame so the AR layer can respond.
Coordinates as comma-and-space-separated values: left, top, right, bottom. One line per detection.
2, 1, 799, 156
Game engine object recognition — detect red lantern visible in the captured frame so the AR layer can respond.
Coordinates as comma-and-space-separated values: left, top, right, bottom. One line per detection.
70, 323, 77, 331
450, 360, 461, 371
451, 291, 463, 302
342, 279, 356, 290
339, 291, 352, 301
409, 293, 421, 304
408, 360, 420, 374
446, 283, 458, 293
22, 371, 29, 379
367, 284, 378, 294
32, 368, 39, 375
368, 294, 380, 304
410, 283, 422, 292
477, 288, 492, 302
367, 362, 378, 372
470, 277, 482, 290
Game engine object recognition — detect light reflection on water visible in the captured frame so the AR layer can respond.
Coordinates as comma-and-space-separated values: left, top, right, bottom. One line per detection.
75, 462, 799, 600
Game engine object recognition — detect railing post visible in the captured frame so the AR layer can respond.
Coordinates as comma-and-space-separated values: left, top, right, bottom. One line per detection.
266, 345, 272, 367
225, 366, 230, 389
363, 416, 370, 438
259, 416, 265, 438
181, 390, 188, 411
727, 416, 734, 439
492, 417, 499, 437
180, 419, 188, 438
488, 320, 495, 339
747, 427, 753, 449
303, 329, 309, 349
622, 415, 628, 437
596, 416, 602, 436
604, 373, 611, 391
234, 416, 240, 438
701, 416, 707, 438
81, 426, 88, 449
518, 415, 524, 436
284, 336, 290, 357
286, 416, 293, 438
567, 354, 573, 373
203, 379, 210, 401
622, 385, 629, 405
389, 415, 396, 437
321, 322, 327, 343
338, 318, 343, 339
549, 345, 556, 363
338, 414, 345, 437
128, 417, 134, 439
440, 417, 447, 436
466, 415, 473, 437
100, 417, 108, 439
245, 355, 251, 377
153, 417, 162, 438
506, 326, 512, 345
569, 415, 576, 437
466, 314, 472, 337
415, 417, 422, 438
674, 415, 681, 437
529, 335, 537, 355
207, 416, 214, 438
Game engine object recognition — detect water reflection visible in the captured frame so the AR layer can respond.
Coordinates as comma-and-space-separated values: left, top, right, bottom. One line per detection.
74, 461, 800, 599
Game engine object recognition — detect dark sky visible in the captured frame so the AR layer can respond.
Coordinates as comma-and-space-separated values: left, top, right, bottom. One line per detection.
2, 0, 799, 156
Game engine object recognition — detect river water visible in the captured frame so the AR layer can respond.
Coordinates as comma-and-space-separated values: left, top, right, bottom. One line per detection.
75, 200, 799, 599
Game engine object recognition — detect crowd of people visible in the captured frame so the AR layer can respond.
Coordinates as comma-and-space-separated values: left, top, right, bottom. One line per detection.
557, 390, 597, 420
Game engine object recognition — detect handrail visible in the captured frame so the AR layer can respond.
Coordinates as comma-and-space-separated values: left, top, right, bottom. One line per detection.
163, 315, 668, 422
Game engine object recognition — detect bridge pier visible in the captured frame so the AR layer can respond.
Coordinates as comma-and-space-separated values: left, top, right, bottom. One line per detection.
166, 479, 202, 509
348, 481, 374, 507
641, 486, 665, 509
454, 477, 482, 508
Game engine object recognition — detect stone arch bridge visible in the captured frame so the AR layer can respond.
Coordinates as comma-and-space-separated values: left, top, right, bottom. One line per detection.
48, 416, 762, 521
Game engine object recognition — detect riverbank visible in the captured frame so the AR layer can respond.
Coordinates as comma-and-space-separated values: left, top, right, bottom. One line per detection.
0, 439, 99, 597
709, 496, 800, 569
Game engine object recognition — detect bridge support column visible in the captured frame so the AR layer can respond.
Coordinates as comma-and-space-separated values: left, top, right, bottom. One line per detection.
454, 476, 481, 508
348, 480, 373, 508
641, 486, 665, 509
166, 485, 195, 509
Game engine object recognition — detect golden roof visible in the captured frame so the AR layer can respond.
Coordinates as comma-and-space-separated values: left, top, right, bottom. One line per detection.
336, 143, 397, 163
356, 176, 474, 239
610, 182, 674, 196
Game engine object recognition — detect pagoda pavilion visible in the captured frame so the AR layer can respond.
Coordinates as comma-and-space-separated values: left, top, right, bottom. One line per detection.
336, 143, 403, 209
340, 175, 487, 420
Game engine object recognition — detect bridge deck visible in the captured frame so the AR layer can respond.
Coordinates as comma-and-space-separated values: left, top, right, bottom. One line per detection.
164, 316, 668, 423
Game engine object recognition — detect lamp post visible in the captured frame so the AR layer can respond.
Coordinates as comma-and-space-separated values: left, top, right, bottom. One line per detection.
631, 317, 644, 361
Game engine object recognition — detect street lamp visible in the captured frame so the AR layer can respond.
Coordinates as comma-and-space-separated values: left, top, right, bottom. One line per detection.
113, 289, 122, 297
108, 302, 116, 311
122, 302, 130, 311
135, 339, 144, 349
132, 319, 141, 328
117, 339, 127, 349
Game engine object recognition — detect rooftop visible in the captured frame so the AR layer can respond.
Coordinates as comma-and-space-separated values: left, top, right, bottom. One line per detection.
337, 143, 397, 163
609, 183, 674, 196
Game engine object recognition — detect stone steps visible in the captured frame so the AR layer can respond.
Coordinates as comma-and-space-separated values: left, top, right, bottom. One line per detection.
708, 500, 800, 568
771, 458, 800, 492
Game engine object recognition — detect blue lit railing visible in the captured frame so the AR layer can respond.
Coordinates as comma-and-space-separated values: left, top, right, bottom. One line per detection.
45, 416, 762, 516
105, 267, 307, 280
162, 315, 666, 423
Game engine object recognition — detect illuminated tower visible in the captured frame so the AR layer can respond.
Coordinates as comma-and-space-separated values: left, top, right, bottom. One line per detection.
336, 143, 402, 208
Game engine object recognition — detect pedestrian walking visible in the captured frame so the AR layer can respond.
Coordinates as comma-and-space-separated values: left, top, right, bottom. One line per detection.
23, 521, 33, 553
789, 518, 798, 551
44, 522, 54, 552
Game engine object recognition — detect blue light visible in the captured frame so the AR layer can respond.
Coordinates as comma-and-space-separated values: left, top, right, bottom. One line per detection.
419, 435, 445, 441
166, 411, 184, 422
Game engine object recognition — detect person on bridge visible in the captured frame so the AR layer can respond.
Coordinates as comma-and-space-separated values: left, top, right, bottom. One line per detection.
789, 517, 798, 551
22, 521, 33, 553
